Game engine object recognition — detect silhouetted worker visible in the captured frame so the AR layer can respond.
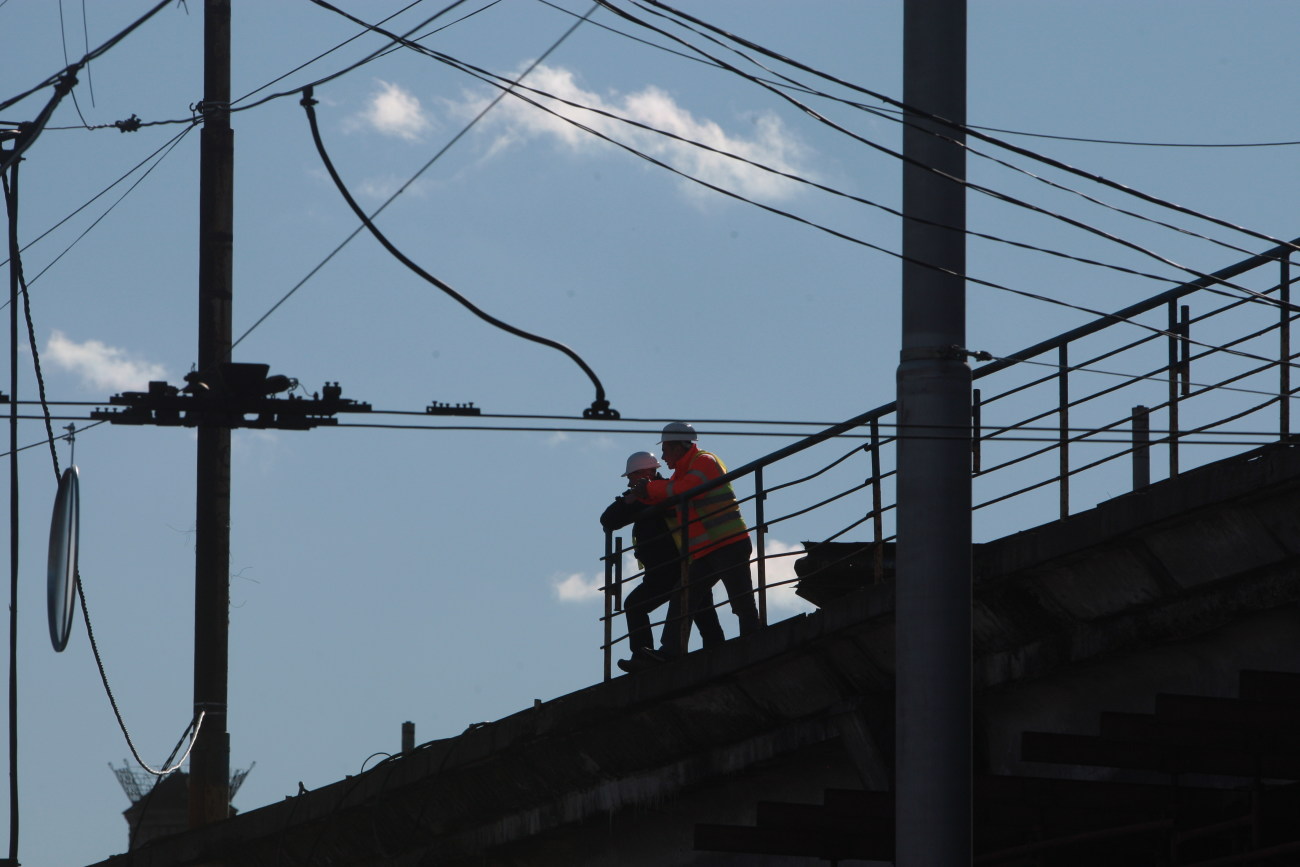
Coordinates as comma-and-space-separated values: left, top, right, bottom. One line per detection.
634, 422, 759, 652
600, 451, 689, 673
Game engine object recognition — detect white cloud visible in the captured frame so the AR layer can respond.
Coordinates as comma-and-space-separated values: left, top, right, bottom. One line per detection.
552, 571, 604, 603
45, 330, 167, 392
358, 80, 431, 141
555, 539, 814, 615
758, 538, 816, 615
454, 64, 812, 202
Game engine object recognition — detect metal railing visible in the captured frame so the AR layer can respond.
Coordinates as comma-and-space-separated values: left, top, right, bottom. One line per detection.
600, 238, 1300, 678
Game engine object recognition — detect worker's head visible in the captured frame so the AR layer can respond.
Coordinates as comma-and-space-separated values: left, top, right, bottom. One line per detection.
622, 451, 660, 484
659, 421, 696, 466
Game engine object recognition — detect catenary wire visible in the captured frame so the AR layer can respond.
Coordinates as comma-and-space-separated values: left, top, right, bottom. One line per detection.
534, 0, 1300, 152
612, 0, 1277, 268
410, 39, 1292, 311
292, 3, 1296, 365
599, 0, 1297, 313
29, 0, 1285, 323
0, 414, 1288, 450
537, 0, 1299, 276
16, 400, 1300, 432
68, 0, 1279, 321
628, 0, 1300, 257
324, 23, 1300, 370
341, 1, 1296, 322
307, 8, 1255, 309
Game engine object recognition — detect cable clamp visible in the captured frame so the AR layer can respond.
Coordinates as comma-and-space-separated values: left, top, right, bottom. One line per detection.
113, 114, 142, 133
300, 86, 317, 108
900, 344, 990, 363
584, 399, 620, 420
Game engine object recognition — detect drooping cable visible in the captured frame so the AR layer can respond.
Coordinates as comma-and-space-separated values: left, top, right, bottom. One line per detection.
1, 154, 200, 781
57, 0, 92, 128
80, 0, 95, 106
300, 85, 617, 418
5, 185, 62, 479
233, 1, 599, 352
3, 144, 19, 866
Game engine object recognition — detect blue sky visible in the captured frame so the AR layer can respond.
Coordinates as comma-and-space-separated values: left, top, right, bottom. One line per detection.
4, 1, 1300, 864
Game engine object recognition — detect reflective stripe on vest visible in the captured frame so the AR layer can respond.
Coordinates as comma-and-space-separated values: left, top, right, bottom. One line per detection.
668, 449, 746, 554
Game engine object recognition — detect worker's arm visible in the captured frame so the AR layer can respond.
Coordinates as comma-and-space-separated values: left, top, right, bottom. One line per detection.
599, 493, 652, 531
644, 453, 717, 502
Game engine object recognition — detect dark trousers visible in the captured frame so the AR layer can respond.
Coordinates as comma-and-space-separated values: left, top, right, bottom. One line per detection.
663, 537, 758, 652
624, 564, 678, 653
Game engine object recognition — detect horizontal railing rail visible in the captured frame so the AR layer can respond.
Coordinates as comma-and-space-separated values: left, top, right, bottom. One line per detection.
600, 237, 1300, 678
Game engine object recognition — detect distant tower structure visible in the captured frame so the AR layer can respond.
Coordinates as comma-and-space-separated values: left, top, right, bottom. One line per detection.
110, 761, 253, 850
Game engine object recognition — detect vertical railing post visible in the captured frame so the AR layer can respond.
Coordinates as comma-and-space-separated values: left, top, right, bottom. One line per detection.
754, 467, 768, 627
871, 418, 885, 584
673, 500, 691, 657
1282, 256, 1292, 440
602, 530, 614, 682
1180, 304, 1191, 398
1058, 344, 1069, 519
1167, 300, 1181, 479
1133, 405, 1151, 491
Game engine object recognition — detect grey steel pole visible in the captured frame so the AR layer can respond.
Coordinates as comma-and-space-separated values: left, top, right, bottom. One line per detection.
895, 1, 971, 864
191, 0, 233, 828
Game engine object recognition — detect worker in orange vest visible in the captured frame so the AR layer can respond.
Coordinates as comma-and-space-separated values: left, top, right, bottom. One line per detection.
633, 422, 760, 652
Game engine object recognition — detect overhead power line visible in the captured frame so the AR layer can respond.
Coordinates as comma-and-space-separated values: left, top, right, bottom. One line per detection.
296, 2, 1300, 363
595, 0, 1297, 314
626, 0, 1300, 257
537, 0, 1296, 272
535, 0, 1300, 152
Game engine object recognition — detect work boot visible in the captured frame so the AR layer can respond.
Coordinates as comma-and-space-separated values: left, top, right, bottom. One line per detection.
617, 646, 667, 673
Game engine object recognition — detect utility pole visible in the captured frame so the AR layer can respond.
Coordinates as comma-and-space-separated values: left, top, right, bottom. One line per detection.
190, 0, 233, 828
895, 0, 971, 864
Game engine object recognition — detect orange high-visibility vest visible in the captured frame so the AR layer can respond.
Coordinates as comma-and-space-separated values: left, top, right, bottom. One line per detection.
648, 446, 748, 558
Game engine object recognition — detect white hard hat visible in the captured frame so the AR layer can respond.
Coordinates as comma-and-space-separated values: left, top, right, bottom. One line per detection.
659, 421, 697, 443
623, 451, 660, 476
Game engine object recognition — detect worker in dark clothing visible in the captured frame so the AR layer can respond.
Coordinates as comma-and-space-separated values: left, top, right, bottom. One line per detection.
600, 451, 699, 673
